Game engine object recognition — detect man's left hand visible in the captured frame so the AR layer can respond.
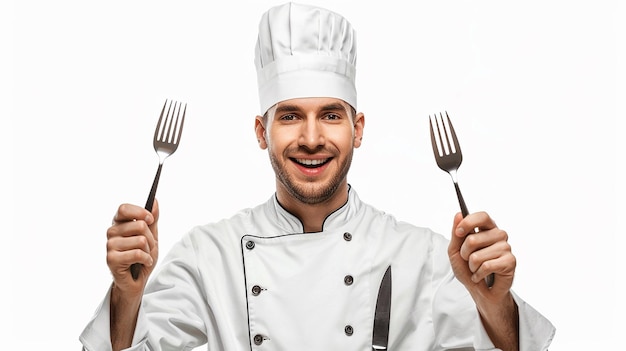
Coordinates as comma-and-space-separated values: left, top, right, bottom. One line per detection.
448, 211, 516, 302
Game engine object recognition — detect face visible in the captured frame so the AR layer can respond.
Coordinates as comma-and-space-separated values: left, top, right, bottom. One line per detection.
255, 97, 364, 206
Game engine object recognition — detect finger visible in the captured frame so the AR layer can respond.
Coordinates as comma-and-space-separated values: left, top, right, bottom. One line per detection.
107, 248, 154, 272
107, 235, 151, 254
107, 220, 157, 256
448, 212, 465, 258
456, 211, 497, 235
467, 240, 512, 273
108, 219, 155, 242
113, 203, 155, 225
471, 250, 516, 285
459, 228, 508, 261
149, 199, 160, 242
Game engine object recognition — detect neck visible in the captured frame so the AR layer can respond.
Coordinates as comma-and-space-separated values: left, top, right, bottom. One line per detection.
276, 182, 349, 233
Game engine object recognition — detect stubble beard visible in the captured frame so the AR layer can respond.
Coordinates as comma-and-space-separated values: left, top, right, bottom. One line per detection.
269, 147, 353, 205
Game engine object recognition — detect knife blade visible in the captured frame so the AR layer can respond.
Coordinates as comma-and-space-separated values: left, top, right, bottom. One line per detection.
372, 265, 392, 351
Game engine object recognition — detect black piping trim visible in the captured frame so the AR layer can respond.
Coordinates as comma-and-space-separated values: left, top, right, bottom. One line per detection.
241, 184, 353, 349
240, 240, 253, 351
273, 184, 353, 233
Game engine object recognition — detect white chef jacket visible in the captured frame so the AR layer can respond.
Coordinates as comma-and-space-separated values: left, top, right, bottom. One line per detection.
80, 187, 555, 351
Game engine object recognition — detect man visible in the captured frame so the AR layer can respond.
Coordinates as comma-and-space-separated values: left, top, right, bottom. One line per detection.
80, 2, 555, 350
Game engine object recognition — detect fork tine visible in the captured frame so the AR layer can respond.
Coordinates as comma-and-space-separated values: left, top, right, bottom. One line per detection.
169, 102, 181, 144
154, 100, 186, 145
429, 115, 441, 157
154, 100, 169, 141
445, 111, 462, 155
437, 112, 453, 155
434, 113, 447, 156
158, 100, 173, 142
174, 103, 187, 145
163, 101, 177, 143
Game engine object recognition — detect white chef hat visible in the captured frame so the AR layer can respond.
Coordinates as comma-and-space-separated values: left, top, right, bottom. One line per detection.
254, 2, 357, 114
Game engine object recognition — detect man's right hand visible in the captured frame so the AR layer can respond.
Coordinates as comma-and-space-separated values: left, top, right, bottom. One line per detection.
106, 201, 160, 296
106, 200, 159, 350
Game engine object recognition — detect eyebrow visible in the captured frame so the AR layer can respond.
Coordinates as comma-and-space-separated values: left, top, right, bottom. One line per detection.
274, 102, 348, 114
274, 104, 301, 114
319, 103, 348, 113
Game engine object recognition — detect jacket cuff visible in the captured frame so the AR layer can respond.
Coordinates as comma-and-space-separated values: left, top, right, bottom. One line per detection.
79, 285, 113, 351
472, 290, 556, 351
79, 285, 149, 351
513, 291, 556, 351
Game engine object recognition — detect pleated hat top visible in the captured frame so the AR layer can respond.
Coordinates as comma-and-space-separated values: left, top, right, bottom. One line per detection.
254, 2, 357, 114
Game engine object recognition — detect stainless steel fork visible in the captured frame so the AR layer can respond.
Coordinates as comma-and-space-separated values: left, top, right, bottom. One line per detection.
131, 99, 187, 280
429, 112, 494, 288
144, 99, 187, 211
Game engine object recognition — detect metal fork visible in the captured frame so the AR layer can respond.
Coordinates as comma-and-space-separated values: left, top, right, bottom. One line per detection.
429, 112, 494, 288
131, 99, 187, 280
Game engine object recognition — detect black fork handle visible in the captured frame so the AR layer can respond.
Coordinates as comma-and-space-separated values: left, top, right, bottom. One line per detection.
145, 163, 163, 212
454, 182, 495, 288
454, 182, 470, 217
130, 163, 163, 280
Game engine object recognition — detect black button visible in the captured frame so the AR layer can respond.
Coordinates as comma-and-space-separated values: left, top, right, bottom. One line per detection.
253, 334, 264, 345
343, 232, 352, 241
252, 285, 262, 296
344, 325, 354, 336
246, 241, 255, 250
344, 275, 354, 285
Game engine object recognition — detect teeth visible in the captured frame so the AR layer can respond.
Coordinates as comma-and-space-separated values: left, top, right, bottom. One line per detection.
295, 158, 328, 166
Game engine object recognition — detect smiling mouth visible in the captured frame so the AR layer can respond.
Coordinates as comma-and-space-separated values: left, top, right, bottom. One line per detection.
292, 158, 331, 168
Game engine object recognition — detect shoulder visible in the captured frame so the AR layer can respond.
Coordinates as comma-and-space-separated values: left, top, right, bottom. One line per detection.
358, 199, 441, 234
189, 206, 260, 238
356, 199, 449, 247
173, 199, 270, 247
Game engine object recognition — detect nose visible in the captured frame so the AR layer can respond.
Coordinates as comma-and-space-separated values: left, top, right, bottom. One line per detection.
298, 118, 324, 150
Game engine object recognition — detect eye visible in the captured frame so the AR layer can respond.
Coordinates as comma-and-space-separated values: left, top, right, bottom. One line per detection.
323, 113, 341, 121
279, 114, 298, 121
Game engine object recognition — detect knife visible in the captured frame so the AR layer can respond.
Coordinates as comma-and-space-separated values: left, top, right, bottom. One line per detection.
372, 265, 392, 351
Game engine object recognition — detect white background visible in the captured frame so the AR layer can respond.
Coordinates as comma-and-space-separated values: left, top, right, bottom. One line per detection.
5, 0, 623, 349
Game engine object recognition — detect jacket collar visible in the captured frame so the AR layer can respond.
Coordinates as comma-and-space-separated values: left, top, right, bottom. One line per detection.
264, 185, 362, 234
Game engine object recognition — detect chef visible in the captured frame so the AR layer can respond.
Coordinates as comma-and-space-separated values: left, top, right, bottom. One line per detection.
80, 2, 555, 350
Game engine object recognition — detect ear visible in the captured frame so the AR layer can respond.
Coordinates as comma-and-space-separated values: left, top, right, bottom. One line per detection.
353, 112, 365, 148
255, 115, 268, 149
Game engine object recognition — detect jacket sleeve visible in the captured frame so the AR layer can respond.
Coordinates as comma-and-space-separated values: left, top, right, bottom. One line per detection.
430, 235, 555, 351
513, 291, 556, 351
464, 291, 556, 351
79, 286, 120, 351
79, 286, 153, 350
79, 233, 208, 351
